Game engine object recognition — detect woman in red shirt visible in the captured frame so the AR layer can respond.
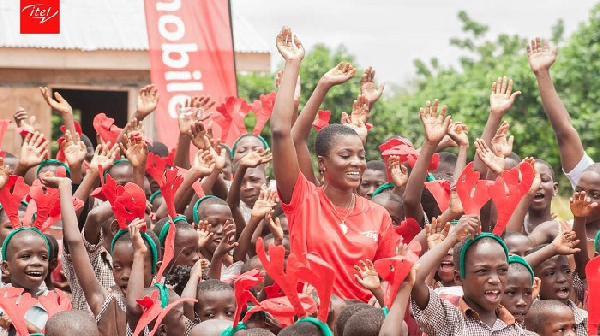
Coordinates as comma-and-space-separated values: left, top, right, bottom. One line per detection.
270, 28, 398, 301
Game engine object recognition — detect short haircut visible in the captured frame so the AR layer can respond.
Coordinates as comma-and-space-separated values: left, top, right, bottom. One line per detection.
507, 152, 521, 162
366, 160, 386, 172
525, 300, 572, 334
508, 261, 532, 280
453, 236, 507, 278
197, 279, 233, 296
315, 124, 359, 157
4, 152, 16, 159
372, 192, 403, 205
46, 310, 100, 336
148, 141, 169, 157
343, 307, 384, 336
279, 322, 323, 336
335, 303, 370, 336
113, 229, 162, 261
438, 152, 457, 166
503, 230, 530, 240
534, 159, 555, 180
196, 197, 230, 219
246, 328, 276, 336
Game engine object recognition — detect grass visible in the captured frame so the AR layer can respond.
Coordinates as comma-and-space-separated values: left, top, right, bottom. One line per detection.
551, 195, 572, 221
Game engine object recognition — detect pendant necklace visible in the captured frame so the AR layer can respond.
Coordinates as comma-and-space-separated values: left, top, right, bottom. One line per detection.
325, 186, 355, 235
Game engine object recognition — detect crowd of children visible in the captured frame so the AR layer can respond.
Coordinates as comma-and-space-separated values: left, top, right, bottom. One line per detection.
0, 28, 597, 335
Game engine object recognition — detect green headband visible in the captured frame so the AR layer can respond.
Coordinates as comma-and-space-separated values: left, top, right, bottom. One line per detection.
149, 190, 162, 204
425, 172, 435, 182
192, 195, 218, 224
296, 317, 333, 336
221, 323, 246, 336
459, 233, 509, 278
158, 216, 187, 246
508, 255, 534, 285
231, 134, 269, 159
36, 159, 71, 178
110, 228, 158, 275
154, 282, 169, 308
2, 227, 51, 261
103, 158, 130, 181
594, 230, 600, 254
372, 182, 394, 198
382, 306, 389, 317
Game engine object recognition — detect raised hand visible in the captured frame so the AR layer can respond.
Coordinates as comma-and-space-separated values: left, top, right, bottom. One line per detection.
275, 27, 305, 61
62, 130, 87, 168
450, 215, 479, 243
524, 158, 541, 195
448, 122, 469, 148
268, 216, 284, 243
40, 173, 72, 189
13, 108, 37, 133
551, 230, 581, 255
276, 70, 301, 102
120, 133, 148, 169
40, 87, 72, 115
19, 132, 48, 168
214, 221, 238, 255
192, 149, 216, 176
239, 148, 272, 168
360, 66, 385, 106
489, 76, 521, 116
341, 112, 368, 144
426, 217, 450, 250
419, 100, 451, 143
129, 218, 148, 254
354, 259, 381, 290
179, 96, 215, 135
136, 84, 159, 119
210, 142, 227, 171
124, 118, 144, 139
251, 187, 278, 220
89, 141, 119, 173
474, 138, 504, 174
196, 220, 213, 249
189, 121, 210, 150
321, 62, 356, 87
388, 155, 408, 189
570, 191, 599, 219
491, 121, 514, 158
0, 157, 9, 190
526, 37, 557, 73
350, 94, 370, 125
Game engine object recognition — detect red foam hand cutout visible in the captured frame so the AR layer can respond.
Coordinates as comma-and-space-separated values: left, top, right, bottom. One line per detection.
291, 253, 335, 323
134, 291, 162, 336
145, 152, 175, 184
212, 97, 252, 147
373, 241, 420, 307
148, 298, 196, 336
425, 180, 451, 213
0, 175, 30, 228
112, 182, 147, 229
59, 120, 83, 135
192, 181, 205, 199
312, 110, 331, 132
93, 113, 122, 145
38, 289, 72, 319
490, 163, 534, 236
232, 269, 264, 327
455, 162, 490, 216
255, 238, 305, 318
381, 143, 439, 172
251, 91, 276, 135
91, 166, 118, 204
395, 218, 421, 243
154, 222, 175, 282
0, 120, 11, 149
0, 287, 38, 336
586, 256, 600, 336
243, 294, 317, 328
43, 196, 83, 232
28, 179, 59, 231
161, 170, 183, 219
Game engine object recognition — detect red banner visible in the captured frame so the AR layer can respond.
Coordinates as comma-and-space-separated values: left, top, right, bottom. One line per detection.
144, 0, 237, 149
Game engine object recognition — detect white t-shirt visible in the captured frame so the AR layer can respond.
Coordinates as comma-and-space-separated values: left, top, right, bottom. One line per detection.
564, 152, 595, 190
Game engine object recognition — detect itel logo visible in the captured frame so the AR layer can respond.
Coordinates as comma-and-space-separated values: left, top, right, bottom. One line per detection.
20, 0, 60, 34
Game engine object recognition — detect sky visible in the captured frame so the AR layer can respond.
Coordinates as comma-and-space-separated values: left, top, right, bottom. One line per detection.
231, 0, 598, 86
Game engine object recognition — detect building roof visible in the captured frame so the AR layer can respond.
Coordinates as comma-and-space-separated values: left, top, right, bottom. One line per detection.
0, 0, 270, 53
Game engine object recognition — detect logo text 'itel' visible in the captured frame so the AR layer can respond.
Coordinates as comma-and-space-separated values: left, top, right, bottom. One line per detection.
20, 0, 60, 34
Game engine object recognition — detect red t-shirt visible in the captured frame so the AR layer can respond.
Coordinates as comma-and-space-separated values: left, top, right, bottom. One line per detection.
281, 173, 398, 301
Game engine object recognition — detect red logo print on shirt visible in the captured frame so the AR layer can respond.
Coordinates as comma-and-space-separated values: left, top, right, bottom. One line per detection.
20, 0, 60, 34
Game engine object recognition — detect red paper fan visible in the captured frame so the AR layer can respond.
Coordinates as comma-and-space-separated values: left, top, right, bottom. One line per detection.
455, 162, 490, 217
154, 221, 175, 282
93, 113, 122, 145
425, 180, 451, 213
490, 162, 534, 236
38, 289, 72, 319
395, 218, 421, 243
232, 269, 263, 327
586, 256, 600, 336
0, 175, 30, 228
312, 110, 331, 132
373, 241, 420, 307
212, 97, 252, 147
0, 287, 38, 336
251, 91, 276, 135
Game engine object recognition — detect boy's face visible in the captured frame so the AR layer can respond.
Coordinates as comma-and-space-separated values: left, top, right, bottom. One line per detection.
2, 233, 49, 290
200, 204, 234, 254
575, 170, 600, 222
535, 255, 573, 303
501, 270, 533, 325
372, 197, 404, 226
112, 241, 153, 296
240, 167, 267, 207
195, 290, 236, 322
458, 241, 508, 313
232, 137, 264, 163
530, 163, 557, 211
175, 229, 200, 267
359, 169, 386, 200
504, 235, 533, 257
540, 306, 577, 336
437, 250, 455, 284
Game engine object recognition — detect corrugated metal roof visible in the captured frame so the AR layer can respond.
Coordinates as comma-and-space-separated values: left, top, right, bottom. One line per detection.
0, 0, 270, 53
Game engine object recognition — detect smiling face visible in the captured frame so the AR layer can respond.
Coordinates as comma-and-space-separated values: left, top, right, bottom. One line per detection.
529, 162, 558, 212
358, 169, 386, 200
457, 239, 509, 314
575, 170, 600, 222
240, 167, 268, 207
111, 241, 153, 297
2, 231, 49, 290
501, 268, 533, 325
318, 134, 366, 190
232, 136, 265, 163
195, 290, 236, 322
535, 254, 573, 303
437, 250, 456, 285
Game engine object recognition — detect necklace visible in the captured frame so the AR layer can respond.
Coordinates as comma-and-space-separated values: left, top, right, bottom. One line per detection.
324, 186, 356, 235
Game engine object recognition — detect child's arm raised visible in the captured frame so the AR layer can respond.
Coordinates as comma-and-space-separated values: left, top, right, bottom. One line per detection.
233, 188, 277, 263
173, 149, 216, 215
412, 215, 479, 309
61, 130, 87, 183
182, 259, 205, 321
525, 230, 580, 267
424, 218, 451, 287
14, 132, 48, 177
569, 191, 597, 278
270, 28, 305, 204
208, 222, 238, 280
291, 62, 355, 185
120, 133, 148, 190
125, 219, 149, 331
41, 174, 108, 315
527, 38, 585, 175
403, 100, 450, 225
379, 263, 418, 336
448, 122, 469, 182
387, 156, 408, 197
40, 87, 77, 138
